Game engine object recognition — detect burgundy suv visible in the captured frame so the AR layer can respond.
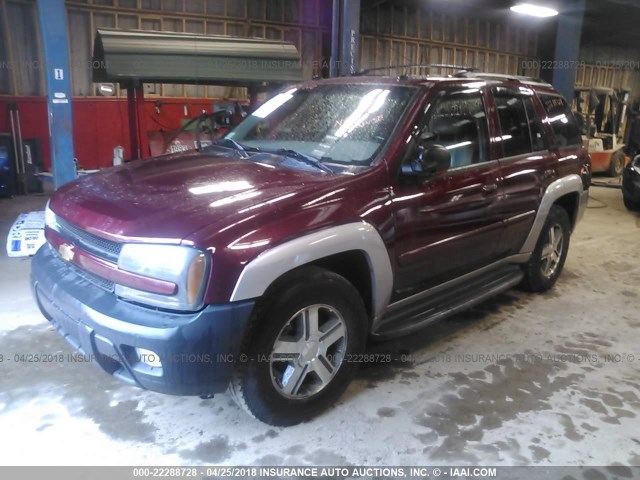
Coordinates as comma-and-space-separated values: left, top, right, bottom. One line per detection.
32, 73, 590, 425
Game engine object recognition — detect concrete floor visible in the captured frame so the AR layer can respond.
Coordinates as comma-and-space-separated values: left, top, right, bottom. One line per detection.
1, 186, 639, 467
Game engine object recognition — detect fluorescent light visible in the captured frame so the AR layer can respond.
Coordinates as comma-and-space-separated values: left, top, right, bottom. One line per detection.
510, 3, 558, 17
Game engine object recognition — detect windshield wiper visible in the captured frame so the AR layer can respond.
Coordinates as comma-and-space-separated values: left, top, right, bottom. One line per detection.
203, 139, 260, 157
273, 149, 333, 174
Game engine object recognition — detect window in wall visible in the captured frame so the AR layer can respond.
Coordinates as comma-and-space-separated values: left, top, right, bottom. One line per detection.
425, 90, 489, 168
119, 0, 138, 8
494, 94, 543, 157
539, 95, 583, 147
6, 1, 42, 96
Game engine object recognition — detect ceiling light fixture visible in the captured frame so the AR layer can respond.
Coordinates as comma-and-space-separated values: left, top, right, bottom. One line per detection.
510, 3, 559, 17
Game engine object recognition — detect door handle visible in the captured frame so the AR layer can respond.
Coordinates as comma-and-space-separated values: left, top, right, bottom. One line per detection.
482, 183, 498, 195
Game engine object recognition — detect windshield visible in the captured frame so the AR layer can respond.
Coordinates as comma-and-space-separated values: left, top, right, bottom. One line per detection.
226, 84, 415, 168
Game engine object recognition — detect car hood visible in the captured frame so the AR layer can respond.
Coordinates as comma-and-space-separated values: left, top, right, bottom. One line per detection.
50, 152, 334, 243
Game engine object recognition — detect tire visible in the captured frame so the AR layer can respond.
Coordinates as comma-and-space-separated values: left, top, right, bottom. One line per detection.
521, 205, 571, 293
608, 150, 625, 177
229, 266, 368, 426
623, 195, 640, 211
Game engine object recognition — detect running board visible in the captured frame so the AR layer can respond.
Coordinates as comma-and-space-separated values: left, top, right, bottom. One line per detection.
372, 264, 524, 339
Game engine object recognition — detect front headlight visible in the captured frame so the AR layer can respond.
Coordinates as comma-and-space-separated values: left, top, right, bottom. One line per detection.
116, 244, 210, 311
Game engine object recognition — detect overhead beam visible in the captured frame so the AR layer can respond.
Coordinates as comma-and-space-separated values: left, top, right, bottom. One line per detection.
37, 0, 77, 189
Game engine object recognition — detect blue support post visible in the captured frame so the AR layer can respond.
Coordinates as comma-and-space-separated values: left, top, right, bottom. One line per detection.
552, 0, 586, 101
338, 0, 361, 76
37, 0, 77, 189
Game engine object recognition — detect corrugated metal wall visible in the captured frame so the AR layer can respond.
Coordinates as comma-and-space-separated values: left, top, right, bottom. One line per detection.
359, 3, 541, 78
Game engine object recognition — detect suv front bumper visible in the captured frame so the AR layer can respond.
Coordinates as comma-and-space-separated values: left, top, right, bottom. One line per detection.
31, 244, 254, 396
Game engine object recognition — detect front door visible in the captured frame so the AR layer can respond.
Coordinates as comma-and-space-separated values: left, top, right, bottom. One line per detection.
391, 86, 504, 295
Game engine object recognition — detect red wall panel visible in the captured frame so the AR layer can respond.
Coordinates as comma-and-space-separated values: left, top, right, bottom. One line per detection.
0, 96, 232, 171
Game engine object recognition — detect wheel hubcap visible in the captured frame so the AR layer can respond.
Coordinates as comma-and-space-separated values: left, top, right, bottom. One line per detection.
270, 304, 347, 399
540, 223, 564, 278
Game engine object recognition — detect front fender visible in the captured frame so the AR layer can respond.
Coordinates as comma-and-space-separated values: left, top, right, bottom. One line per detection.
229, 221, 393, 320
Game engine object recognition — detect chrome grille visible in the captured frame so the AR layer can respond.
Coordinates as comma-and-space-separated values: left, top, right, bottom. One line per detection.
55, 216, 122, 263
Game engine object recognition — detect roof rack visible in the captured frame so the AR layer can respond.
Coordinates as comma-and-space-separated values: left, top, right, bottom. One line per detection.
453, 71, 552, 87
353, 64, 477, 76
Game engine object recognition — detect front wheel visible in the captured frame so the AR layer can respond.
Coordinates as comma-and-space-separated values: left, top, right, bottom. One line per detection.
229, 266, 368, 426
521, 205, 571, 292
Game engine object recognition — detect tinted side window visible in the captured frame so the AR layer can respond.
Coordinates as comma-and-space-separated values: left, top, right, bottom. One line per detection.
539, 94, 582, 147
495, 95, 536, 157
425, 90, 489, 168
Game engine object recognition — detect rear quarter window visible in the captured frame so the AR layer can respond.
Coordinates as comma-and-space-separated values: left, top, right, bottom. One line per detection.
539, 94, 582, 147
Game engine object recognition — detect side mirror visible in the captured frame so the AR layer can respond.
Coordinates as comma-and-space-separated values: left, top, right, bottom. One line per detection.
419, 145, 451, 175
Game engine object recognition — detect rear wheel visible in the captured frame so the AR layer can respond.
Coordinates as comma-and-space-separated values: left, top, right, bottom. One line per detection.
521, 205, 571, 292
608, 150, 625, 177
229, 266, 368, 426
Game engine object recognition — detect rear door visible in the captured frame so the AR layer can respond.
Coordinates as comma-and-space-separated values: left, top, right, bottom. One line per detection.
391, 86, 504, 293
489, 86, 553, 257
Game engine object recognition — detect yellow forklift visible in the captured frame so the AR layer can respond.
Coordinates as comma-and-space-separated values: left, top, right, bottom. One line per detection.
573, 87, 630, 176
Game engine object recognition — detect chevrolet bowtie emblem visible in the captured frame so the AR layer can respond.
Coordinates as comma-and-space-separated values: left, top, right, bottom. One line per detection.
58, 243, 75, 262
